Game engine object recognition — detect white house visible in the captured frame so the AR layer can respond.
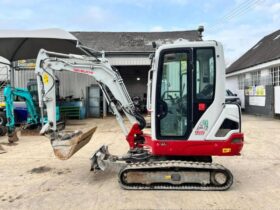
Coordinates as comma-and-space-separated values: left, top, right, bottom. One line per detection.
226, 29, 280, 116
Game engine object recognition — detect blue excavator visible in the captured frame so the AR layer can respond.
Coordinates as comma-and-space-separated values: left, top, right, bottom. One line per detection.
1, 81, 62, 143
3, 84, 40, 143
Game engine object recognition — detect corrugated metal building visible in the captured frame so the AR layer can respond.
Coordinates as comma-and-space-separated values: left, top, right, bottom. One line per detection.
14, 70, 96, 99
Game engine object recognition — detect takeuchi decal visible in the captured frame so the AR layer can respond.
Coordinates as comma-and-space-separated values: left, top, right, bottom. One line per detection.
73, 68, 94, 74
195, 119, 208, 135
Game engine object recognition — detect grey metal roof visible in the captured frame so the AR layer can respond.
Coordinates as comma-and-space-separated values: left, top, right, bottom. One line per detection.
71, 30, 200, 52
227, 29, 280, 74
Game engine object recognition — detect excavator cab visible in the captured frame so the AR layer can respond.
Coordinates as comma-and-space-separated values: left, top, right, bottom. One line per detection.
154, 47, 217, 140
146, 41, 242, 157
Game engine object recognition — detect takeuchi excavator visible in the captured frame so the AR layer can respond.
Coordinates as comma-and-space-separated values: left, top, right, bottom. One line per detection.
35, 39, 244, 190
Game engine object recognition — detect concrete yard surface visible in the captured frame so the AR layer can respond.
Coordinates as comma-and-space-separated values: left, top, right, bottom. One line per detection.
0, 115, 280, 210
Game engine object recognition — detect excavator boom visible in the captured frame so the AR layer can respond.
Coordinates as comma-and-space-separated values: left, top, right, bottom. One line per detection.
35, 49, 143, 160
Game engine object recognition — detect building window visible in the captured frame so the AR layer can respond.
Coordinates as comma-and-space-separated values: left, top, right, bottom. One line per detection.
238, 74, 245, 90
244, 73, 253, 87
259, 69, 272, 85
252, 70, 261, 86
241, 70, 273, 88
272, 66, 280, 86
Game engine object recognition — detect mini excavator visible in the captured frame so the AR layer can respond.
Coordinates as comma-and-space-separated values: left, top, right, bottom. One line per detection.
34, 39, 244, 190
3, 84, 40, 143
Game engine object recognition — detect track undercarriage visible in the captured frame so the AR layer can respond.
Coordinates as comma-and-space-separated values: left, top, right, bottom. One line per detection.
90, 145, 233, 191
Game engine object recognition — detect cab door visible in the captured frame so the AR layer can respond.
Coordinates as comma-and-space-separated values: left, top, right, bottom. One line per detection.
155, 49, 192, 140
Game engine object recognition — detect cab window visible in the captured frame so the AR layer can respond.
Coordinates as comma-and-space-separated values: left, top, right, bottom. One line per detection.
195, 48, 215, 100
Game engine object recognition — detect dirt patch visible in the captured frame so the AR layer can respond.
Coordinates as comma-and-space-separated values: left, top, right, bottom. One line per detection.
0, 194, 23, 203
28, 166, 52, 174
55, 168, 71, 175
27, 166, 72, 176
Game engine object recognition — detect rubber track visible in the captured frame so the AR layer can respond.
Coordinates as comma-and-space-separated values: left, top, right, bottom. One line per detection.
118, 160, 233, 191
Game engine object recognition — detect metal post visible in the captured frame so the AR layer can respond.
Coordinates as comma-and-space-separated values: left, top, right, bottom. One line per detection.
103, 93, 107, 117
10, 67, 14, 87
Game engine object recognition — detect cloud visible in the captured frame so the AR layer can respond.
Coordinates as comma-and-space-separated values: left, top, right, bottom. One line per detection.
0, 0, 44, 6
202, 2, 215, 13
271, 2, 280, 11
254, 0, 280, 23
168, 0, 189, 5
67, 6, 119, 31
206, 23, 278, 66
99, 0, 189, 8
0, 8, 33, 21
150, 26, 164, 32
86, 6, 108, 21
204, 0, 280, 66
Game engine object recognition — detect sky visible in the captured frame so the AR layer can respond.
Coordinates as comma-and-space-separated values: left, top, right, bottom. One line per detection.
0, 0, 279, 66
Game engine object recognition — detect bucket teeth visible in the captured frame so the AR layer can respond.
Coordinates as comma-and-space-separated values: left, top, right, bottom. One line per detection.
8, 131, 19, 143
51, 126, 97, 160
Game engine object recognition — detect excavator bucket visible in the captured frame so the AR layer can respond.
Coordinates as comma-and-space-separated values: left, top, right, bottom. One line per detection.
51, 126, 97, 160
8, 131, 19, 143
0, 144, 6, 154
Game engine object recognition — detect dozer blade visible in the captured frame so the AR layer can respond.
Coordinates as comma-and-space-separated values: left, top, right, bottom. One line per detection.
21, 121, 65, 136
52, 126, 97, 160
0, 144, 6, 154
21, 128, 41, 136
8, 131, 19, 143
20, 124, 41, 136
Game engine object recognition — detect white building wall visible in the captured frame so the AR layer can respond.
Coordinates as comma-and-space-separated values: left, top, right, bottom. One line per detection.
226, 75, 245, 108
226, 76, 238, 91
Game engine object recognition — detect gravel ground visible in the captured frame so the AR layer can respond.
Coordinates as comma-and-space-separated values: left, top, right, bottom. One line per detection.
0, 115, 280, 210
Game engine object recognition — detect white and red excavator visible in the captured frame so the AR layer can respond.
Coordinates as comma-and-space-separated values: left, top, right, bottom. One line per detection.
34, 38, 244, 190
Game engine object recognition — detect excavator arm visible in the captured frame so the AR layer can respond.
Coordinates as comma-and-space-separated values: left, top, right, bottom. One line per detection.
35, 49, 145, 160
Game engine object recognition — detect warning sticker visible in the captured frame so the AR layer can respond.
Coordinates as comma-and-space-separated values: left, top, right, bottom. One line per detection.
42, 73, 49, 84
